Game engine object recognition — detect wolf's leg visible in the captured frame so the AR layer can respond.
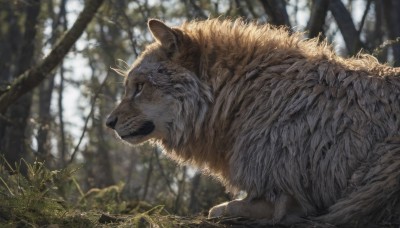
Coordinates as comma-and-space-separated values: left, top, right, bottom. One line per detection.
208, 197, 274, 219
317, 137, 400, 224
208, 194, 305, 223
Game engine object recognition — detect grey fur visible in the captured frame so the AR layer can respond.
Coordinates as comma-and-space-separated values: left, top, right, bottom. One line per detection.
107, 19, 400, 225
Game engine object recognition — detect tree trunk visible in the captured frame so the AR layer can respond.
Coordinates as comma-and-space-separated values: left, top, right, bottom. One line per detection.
93, 82, 115, 188
329, 0, 363, 55
36, 0, 69, 166
0, 3, 22, 164
307, 0, 330, 38
259, 0, 291, 27
37, 77, 55, 161
0, 0, 41, 174
58, 64, 67, 167
382, 0, 400, 67
174, 166, 187, 214
188, 173, 201, 213
0, 0, 105, 113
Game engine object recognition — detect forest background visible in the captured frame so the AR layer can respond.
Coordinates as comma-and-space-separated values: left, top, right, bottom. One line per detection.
0, 0, 399, 226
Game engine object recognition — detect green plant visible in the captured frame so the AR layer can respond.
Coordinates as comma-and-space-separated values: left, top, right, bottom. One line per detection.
0, 157, 91, 226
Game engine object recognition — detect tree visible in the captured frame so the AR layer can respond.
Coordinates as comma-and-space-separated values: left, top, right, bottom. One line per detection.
382, 0, 400, 66
0, 0, 104, 174
0, 0, 41, 174
0, 0, 105, 113
36, 0, 68, 165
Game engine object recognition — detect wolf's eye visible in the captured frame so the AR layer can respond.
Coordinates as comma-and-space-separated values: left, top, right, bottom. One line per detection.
135, 83, 144, 97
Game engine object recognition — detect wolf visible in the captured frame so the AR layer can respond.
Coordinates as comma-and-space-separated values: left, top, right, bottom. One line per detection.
106, 19, 400, 225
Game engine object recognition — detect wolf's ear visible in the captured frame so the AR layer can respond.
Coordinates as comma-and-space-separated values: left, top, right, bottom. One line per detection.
148, 19, 180, 51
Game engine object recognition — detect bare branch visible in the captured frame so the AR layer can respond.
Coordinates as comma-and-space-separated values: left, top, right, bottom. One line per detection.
154, 147, 177, 196
244, 0, 259, 19
173, 166, 187, 214
141, 149, 155, 200
112, 2, 139, 58
189, 0, 207, 19
0, 0, 105, 113
372, 37, 400, 58
357, 0, 372, 36
329, 0, 363, 55
68, 71, 110, 164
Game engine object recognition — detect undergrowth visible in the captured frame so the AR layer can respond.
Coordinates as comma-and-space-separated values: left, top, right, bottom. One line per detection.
5, 158, 385, 228
0, 158, 198, 227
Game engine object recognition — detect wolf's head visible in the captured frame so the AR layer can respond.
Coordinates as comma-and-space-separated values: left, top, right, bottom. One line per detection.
106, 20, 212, 147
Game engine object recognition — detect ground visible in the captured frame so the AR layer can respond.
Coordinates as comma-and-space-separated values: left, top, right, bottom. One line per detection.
0, 160, 399, 228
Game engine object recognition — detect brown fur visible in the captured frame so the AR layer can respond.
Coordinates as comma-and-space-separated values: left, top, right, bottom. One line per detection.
107, 19, 400, 225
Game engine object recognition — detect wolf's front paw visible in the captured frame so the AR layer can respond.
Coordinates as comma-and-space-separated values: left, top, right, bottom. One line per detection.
208, 201, 229, 218
208, 199, 274, 219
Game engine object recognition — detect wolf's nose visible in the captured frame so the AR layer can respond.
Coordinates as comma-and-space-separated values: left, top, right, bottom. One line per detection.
106, 115, 118, 129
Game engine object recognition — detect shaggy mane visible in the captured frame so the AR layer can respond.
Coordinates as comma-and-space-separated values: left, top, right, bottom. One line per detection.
179, 19, 399, 78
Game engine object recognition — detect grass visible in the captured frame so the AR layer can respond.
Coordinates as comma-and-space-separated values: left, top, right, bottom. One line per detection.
0, 158, 293, 227
1, 158, 399, 228
0, 158, 226, 227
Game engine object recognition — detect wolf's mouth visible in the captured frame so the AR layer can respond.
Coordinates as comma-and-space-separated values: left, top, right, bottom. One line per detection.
121, 121, 155, 139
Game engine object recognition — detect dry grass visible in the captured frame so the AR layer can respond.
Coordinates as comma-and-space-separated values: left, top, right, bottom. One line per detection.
0, 159, 398, 227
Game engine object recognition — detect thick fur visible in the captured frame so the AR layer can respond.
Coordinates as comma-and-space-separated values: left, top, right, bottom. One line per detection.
107, 19, 400, 225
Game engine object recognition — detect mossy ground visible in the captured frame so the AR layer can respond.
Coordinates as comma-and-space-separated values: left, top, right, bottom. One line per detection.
0, 159, 224, 227
0, 158, 317, 227
0, 159, 399, 228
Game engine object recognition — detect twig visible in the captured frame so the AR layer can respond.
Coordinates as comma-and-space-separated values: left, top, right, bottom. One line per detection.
173, 166, 187, 214
372, 37, 400, 57
109, 0, 139, 57
0, 176, 14, 196
68, 71, 110, 164
72, 177, 85, 197
154, 147, 177, 196
141, 148, 155, 200
357, 0, 372, 36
